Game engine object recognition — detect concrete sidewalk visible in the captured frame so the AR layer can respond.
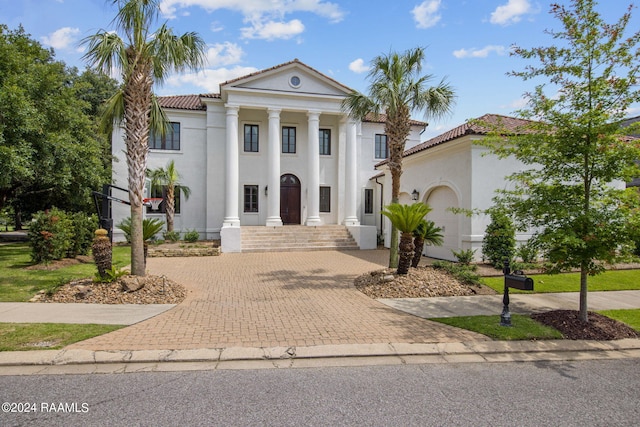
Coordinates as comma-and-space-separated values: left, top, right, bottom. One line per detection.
2, 290, 639, 325
0, 303, 175, 325
378, 290, 640, 319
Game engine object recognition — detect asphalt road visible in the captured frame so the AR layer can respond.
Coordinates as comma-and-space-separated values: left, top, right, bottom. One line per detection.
1, 359, 638, 426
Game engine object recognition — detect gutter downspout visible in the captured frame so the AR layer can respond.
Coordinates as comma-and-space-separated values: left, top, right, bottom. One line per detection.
375, 176, 384, 241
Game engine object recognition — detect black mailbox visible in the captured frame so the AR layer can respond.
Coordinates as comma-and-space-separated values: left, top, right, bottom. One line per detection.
505, 274, 534, 291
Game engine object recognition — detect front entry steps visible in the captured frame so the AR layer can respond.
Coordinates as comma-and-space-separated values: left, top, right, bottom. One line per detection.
241, 225, 359, 252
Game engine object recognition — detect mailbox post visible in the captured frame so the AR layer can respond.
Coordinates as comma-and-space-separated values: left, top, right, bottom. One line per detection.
501, 260, 534, 326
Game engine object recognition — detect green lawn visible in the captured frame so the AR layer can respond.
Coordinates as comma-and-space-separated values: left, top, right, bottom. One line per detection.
430, 314, 564, 340
0, 323, 124, 351
597, 309, 640, 332
482, 269, 640, 294
0, 243, 131, 302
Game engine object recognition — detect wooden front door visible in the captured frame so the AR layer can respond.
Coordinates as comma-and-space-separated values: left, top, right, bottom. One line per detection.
280, 174, 301, 224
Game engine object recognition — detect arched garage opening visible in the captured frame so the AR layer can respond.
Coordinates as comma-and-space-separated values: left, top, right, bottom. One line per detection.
425, 186, 459, 261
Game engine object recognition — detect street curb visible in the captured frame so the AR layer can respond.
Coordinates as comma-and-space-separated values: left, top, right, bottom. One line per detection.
1, 339, 639, 374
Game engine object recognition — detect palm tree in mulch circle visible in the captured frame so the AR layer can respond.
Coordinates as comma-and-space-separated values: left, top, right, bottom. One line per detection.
381, 203, 432, 275
82, 0, 205, 276
411, 219, 443, 268
341, 47, 455, 269
147, 160, 191, 233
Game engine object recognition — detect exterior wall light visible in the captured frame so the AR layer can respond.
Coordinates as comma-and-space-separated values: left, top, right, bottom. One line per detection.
411, 189, 419, 201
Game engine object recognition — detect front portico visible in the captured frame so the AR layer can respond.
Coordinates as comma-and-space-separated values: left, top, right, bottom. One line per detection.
217, 60, 366, 252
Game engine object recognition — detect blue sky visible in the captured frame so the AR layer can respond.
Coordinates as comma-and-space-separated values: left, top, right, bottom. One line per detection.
4, 0, 640, 140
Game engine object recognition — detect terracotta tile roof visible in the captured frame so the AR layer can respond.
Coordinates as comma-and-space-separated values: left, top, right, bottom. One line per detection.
362, 112, 426, 128
221, 58, 354, 93
157, 94, 220, 111
375, 114, 535, 167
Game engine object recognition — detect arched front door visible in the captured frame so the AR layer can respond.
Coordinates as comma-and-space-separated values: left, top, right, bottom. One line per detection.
280, 174, 301, 224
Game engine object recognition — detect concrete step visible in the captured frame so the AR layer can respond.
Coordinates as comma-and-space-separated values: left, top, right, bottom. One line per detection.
240, 225, 359, 252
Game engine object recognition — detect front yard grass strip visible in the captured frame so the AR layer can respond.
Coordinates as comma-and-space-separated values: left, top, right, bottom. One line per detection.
597, 309, 640, 332
481, 269, 640, 294
0, 323, 125, 351
430, 314, 563, 340
0, 243, 131, 302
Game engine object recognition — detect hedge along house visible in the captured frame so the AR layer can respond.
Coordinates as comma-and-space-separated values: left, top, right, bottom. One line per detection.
374, 114, 537, 262
110, 59, 426, 252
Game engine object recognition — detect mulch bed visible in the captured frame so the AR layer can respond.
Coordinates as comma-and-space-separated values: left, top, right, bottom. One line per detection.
531, 310, 639, 340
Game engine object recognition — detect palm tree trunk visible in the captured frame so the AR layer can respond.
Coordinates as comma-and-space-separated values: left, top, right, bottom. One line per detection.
123, 50, 152, 276
397, 232, 415, 275
166, 186, 175, 232
412, 236, 425, 268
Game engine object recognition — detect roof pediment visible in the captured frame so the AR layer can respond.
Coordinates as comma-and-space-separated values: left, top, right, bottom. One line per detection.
220, 59, 353, 98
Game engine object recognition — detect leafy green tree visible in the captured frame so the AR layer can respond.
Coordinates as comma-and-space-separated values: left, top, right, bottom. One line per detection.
482, 209, 516, 269
482, 0, 640, 322
0, 25, 110, 220
342, 47, 455, 269
147, 160, 191, 232
82, 0, 205, 276
381, 202, 432, 275
411, 219, 443, 268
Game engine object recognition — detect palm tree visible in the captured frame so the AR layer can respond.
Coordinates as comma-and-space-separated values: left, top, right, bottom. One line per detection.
342, 47, 455, 269
147, 160, 191, 232
411, 219, 443, 268
381, 203, 432, 275
82, 0, 205, 276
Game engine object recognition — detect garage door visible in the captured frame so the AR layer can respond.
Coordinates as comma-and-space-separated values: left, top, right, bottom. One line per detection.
425, 186, 459, 261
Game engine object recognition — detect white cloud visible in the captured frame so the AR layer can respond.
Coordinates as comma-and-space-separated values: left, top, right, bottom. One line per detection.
348, 58, 369, 74
240, 19, 305, 40
490, 0, 534, 26
452, 45, 506, 59
160, 0, 345, 42
412, 0, 442, 29
205, 42, 244, 67
165, 66, 260, 92
41, 27, 80, 50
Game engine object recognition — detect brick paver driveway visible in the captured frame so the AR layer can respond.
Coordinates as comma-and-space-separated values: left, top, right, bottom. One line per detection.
71, 250, 486, 350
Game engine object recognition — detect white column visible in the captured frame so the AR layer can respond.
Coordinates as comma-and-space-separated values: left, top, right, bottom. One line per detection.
266, 108, 283, 226
344, 117, 360, 225
306, 110, 322, 226
223, 104, 240, 227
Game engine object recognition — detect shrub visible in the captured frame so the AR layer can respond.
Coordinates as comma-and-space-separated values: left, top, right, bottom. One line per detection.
482, 210, 516, 268
517, 239, 539, 264
118, 217, 164, 243
164, 230, 180, 242
68, 212, 98, 257
184, 229, 199, 243
432, 260, 482, 286
28, 208, 73, 263
452, 248, 476, 266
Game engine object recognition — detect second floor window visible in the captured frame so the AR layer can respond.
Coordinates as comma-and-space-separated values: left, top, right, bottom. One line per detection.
244, 124, 259, 152
375, 134, 388, 159
319, 129, 331, 155
150, 122, 180, 150
282, 126, 296, 153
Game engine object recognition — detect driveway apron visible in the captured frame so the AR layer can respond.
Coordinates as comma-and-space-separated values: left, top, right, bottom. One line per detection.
69, 250, 486, 350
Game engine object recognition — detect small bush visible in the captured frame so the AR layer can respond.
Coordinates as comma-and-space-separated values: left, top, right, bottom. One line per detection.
94, 266, 129, 283
184, 229, 199, 243
28, 208, 73, 264
164, 230, 180, 242
482, 210, 516, 268
68, 212, 98, 257
118, 217, 164, 242
452, 248, 476, 266
517, 239, 539, 264
432, 260, 482, 286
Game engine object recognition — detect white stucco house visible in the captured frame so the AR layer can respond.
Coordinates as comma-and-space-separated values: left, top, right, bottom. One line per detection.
110, 59, 425, 251
374, 114, 535, 261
